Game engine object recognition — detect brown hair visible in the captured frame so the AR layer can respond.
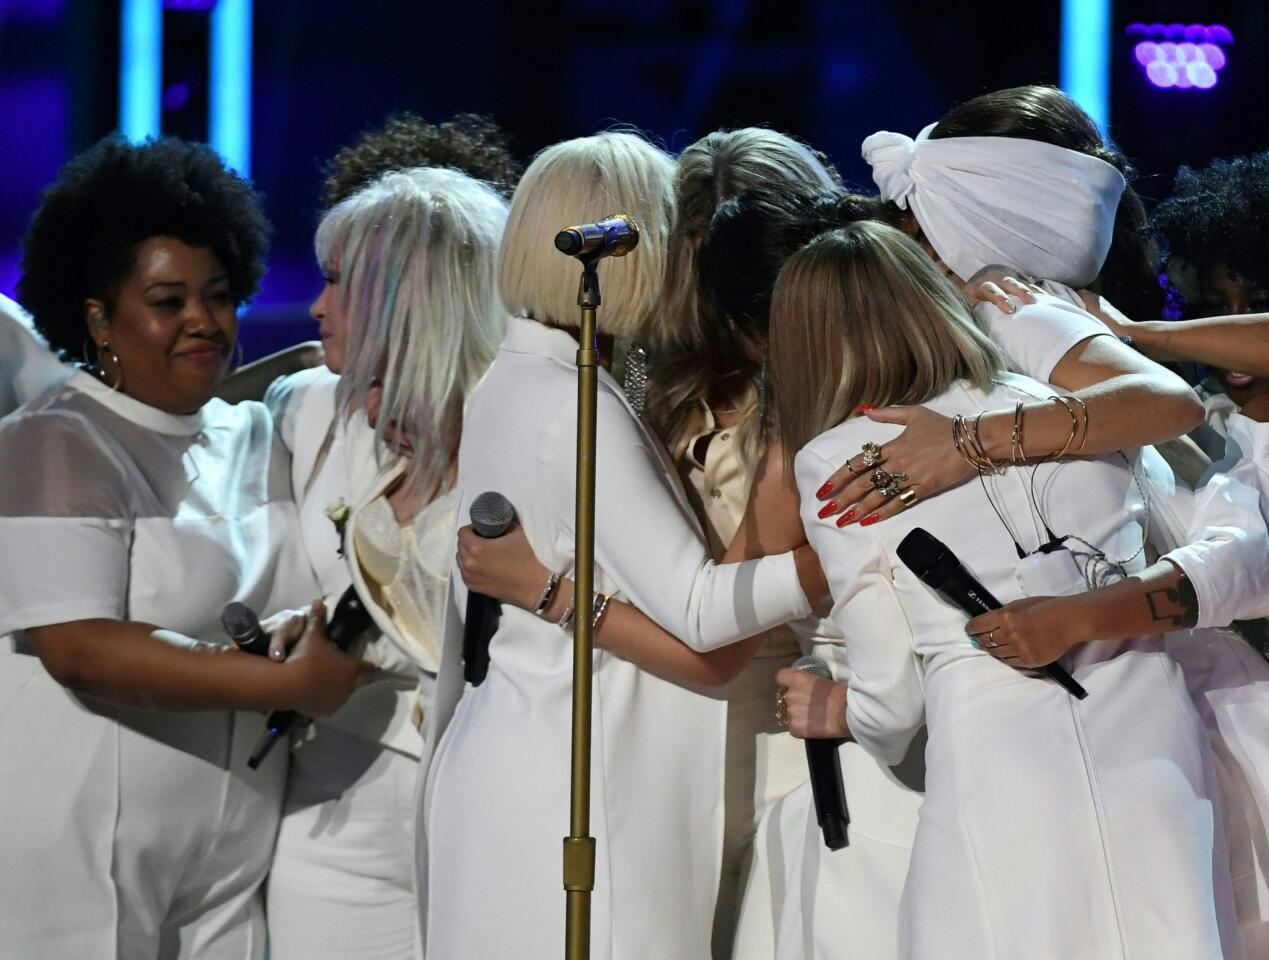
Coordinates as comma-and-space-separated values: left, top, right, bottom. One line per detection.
769, 221, 1005, 463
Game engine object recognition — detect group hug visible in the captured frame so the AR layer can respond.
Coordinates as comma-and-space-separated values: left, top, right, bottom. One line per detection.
0, 83, 1267, 960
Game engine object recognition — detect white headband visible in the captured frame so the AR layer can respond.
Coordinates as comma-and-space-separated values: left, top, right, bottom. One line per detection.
862, 124, 1127, 286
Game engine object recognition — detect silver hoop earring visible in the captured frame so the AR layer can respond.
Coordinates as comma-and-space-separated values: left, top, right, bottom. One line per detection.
623, 343, 648, 416
100, 340, 123, 392
231, 340, 245, 372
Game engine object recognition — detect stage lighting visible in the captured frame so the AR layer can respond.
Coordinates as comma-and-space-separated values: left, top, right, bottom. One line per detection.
1127, 23, 1233, 90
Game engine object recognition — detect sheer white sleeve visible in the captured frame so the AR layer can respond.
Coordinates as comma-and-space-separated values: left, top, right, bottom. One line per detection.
795, 446, 926, 766
0, 411, 136, 634
585, 389, 811, 653
973, 292, 1112, 383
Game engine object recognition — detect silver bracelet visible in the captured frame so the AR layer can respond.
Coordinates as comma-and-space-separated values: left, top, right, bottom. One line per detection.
591, 592, 612, 632
533, 572, 562, 617
557, 600, 576, 633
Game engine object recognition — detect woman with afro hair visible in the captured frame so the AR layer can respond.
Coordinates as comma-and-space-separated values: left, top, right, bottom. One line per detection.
0, 136, 368, 960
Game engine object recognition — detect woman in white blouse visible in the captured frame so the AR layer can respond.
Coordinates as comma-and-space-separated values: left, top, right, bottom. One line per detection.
265, 166, 508, 959
421, 131, 824, 958
772, 220, 1239, 959
0, 138, 367, 960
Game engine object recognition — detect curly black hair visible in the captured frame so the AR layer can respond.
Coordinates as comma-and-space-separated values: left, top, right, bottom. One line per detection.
1152, 152, 1269, 292
322, 112, 522, 208
18, 136, 270, 362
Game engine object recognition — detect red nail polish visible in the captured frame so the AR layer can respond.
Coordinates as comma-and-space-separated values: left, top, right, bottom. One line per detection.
860, 513, 880, 526
836, 509, 857, 528
816, 482, 833, 500
817, 502, 837, 519
853, 403, 876, 413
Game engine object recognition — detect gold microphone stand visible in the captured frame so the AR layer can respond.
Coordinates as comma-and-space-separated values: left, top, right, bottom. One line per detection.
563, 256, 600, 960
555, 214, 638, 960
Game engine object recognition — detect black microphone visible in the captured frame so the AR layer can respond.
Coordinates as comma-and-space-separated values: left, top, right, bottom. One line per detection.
221, 601, 272, 657
554, 214, 640, 260
463, 491, 517, 686
245, 584, 375, 769
794, 655, 850, 851
896, 527, 1088, 699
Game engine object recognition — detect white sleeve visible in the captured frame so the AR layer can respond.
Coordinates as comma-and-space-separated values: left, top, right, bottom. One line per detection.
795, 446, 926, 766
0, 413, 135, 634
263, 372, 299, 454
0, 295, 70, 416
974, 293, 1113, 383
587, 390, 811, 652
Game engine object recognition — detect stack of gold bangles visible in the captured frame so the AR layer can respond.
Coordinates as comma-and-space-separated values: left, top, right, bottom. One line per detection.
952, 395, 1089, 474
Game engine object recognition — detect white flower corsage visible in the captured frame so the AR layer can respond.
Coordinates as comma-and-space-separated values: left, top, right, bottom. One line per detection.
325, 498, 350, 557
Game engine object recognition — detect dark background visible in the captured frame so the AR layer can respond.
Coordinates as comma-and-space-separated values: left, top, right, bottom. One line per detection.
2, 0, 1265, 358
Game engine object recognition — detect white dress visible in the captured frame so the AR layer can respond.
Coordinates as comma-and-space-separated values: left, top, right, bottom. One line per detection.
263, 369, 432, 960
421, 318, 811, 959
796, 373, 1241, 960
0, 371, 316, 960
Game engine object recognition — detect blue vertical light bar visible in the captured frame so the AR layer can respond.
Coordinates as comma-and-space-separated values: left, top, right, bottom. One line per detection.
119, 0, 163, 141
210, 0, 253, 176
1060, 0, 1111, 132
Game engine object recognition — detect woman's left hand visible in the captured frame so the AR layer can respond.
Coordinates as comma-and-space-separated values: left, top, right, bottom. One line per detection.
814, 405, 975, 525
775, 667, 851, 739
961, 266, 1040, 313
965, 595, 1084, 668
456, 522, 553, 611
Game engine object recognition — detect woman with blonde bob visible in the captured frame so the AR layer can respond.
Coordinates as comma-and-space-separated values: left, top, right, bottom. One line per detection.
265, 166, 509, 959
420, 131, 824, 958
771, 220, 1239, 959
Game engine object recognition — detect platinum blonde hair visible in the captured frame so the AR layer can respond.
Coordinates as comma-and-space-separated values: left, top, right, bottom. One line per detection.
316, 166, 509, 496
498, 131, 675, 340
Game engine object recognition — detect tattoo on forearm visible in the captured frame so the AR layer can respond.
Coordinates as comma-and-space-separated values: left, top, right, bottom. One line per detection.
1144, 574, 1199, 628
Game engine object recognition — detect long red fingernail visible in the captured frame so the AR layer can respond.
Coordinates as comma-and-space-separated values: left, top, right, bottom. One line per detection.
816, 482, 833, 500
852, 403, 876, 413
817, 501, 837, 519
836, 509, 857, 528
860, 513, 880, 526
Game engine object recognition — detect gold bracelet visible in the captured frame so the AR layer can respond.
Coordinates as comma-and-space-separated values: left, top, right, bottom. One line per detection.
1048, 395, 1080, 460
1066, 394, 1090, 451
1010, 398, 1026, 463
592, 592, 612, 633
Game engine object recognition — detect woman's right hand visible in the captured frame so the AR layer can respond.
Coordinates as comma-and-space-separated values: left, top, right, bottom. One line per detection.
775, 667, 851, 739
281, 600, 374, 716
456, 523, 553, 612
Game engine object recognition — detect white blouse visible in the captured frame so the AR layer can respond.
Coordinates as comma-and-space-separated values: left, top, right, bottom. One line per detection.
0, 293, 69, 419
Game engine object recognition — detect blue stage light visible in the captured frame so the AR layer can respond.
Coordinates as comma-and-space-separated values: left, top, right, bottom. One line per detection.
119, 0, 163, 141
1061, 0, 1111, 131
210, 0, 252, 176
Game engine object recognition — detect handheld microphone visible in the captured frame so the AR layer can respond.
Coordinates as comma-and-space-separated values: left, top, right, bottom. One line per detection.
896, 527, 1088, 699
795, 655, 850, 851
245, 584, 375, 769
464, 492, 517, 686
221, 601, 271, 657
554, 214, 639, 260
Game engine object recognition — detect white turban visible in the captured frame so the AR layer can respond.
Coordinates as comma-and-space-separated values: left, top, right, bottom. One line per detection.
862, 124, 1126, 287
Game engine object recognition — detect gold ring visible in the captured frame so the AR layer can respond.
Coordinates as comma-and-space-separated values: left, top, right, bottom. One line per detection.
898, 487, 919, 508
775, 689, 790, 728
860, 442, 883, 468
981, 630, 998, 649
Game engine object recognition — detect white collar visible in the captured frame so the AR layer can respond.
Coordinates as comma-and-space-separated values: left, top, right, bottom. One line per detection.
68, 369, 208, 436
500, 316, 582, 366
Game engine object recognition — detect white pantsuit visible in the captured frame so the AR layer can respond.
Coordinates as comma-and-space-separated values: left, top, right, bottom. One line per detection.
264, 368, 429, 960
420, 318, 811, 959
796, 374, 1241, 959
0, 373, 317, 960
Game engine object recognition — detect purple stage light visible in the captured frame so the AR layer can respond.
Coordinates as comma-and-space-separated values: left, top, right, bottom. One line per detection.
162, 81, 191, 110
1129, 23, 1232, 91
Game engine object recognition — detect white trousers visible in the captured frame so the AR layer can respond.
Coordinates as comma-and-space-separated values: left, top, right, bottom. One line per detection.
266, 721, 421, 960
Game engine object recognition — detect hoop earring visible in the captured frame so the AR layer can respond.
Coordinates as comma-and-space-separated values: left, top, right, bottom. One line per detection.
100, 340, 124, 392
231, 340, 245, 372
622, 343, 648, 416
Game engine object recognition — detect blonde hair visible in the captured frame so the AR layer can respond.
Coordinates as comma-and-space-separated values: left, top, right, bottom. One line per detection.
316, 166, 510, 497
649, 128, 839, 464
497, 131, 675, 340
769, 221, 1006, 464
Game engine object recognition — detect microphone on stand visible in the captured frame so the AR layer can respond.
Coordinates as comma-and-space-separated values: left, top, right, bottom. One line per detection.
794, 655, 850, 851
554, 214, 639, 260
221, 601, 272, 657
896, 527, 1088, 700
464, 492, 518, 686
245, 584, 375, 769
